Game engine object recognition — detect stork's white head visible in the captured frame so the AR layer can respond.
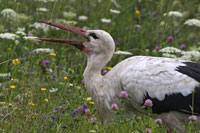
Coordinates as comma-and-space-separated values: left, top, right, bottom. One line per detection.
38, 20, 115, 66
83, 30, 115, 57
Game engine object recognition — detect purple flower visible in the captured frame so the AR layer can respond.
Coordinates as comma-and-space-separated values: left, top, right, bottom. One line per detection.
144, 99, 153, 107
167, 36, 174, 43
54, 106, 60, 112
188, 115, 197, 121
16, 129, 21, 133
154, 45, 159, 51
41, 60, 50, 65
102, 70, 108, 75
90, 117, 97, 124
145, 128, 152, 133
28, 33, 33, 36
84, 108, 91, 116
180, 43, 186, 50
155, 118, 162, 124
111, 103, 119, 110
119, 90, 128, 98
81, 80, 84, 83
62, 125, 67, 129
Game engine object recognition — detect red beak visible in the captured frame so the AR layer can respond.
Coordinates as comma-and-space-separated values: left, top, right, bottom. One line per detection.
37, 20, 89, 50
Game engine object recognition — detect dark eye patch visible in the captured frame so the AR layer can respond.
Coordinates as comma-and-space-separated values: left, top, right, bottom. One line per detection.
88, 33, 99, 39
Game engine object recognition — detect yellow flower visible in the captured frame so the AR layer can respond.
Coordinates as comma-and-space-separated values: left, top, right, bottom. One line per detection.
44, 98, 48, 102
135, 10, 140, 15
64, 76, 68, 80
29, 102, 35, 106
11, 78, 14, 81
107, 67, 112, 70
49, 53, 56, 56
89, 101, 95, 105
12, 58, 20, 64
86, 97, 92, 102
10, 85, 16, 89
41, 88, 46, 91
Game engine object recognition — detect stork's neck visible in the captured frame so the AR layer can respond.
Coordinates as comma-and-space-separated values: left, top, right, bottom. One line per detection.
83, 53, 112, 82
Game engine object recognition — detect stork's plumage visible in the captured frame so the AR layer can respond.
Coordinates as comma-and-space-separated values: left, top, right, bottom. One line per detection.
38, 20, 200, 132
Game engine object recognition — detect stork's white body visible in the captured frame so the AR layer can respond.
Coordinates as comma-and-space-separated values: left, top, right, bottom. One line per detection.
38, 21, 200, 132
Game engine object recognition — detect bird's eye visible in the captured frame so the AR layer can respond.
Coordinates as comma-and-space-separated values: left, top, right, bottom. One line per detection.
88, 33, 99, 39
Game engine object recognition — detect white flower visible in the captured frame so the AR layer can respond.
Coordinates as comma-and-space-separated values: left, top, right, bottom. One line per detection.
49, 88, 58, 93
1, 8, 17, 20
37, 7, 48, 12
0, 73, 10, 77
101, 18, 111, 23
162, 53, 177, 58
33, 48, 54, 53
0, 33, 17, 40
16, 31, 26, 36
30, 22, 50, 32
23, 36, 38, 40
110, 9, 120, 14
78, 15, 88, 21
181, 50, 200, 61
163, 11, 183, 17
184, 19, 200, 27
114, 50, 132, 55
34, 0, 55, 2
159, 47, 182, 54
110, 0, 121, 8
63, 11, 76, 19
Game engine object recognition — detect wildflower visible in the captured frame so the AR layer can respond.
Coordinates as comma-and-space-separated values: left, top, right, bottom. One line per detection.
41, 88, 46, 91
184, 19, 200, 27
135, 10, 140, 15
144, 99, 153, 107
145, 128, 152, 133
90, 117, 97, 124
154, 45, 159, 51
119, 90, 128, 98
10, 85, 16, 89
49, 88, 58, 93
163, 11, 183, 17
1, 8, 17, 20
0, 73, 10, 77
167, 36, 174, 43
162, 53, 177, 58
37, 7, 48, 12
86, 97, 92, 102
44, 98, 48, 102
107, 67, 112, 70
63, 11, 77, 19
111, 103, 119, 110
110, 9, 120, 14
62, 125, 67, 129
64, 76, 68, 80
85, 108, 91, 116
101, 18, 111, 23
23, 36, 38, 40
180, 43, 186, 50
114, 50, 132, 55
81, 80, 84, 83
78, 15, 88, 21
29, 102, 35, 106
188, 115, 197, 121
101, 70, 108, 75
30, 22, 50, 32
49, 52, 56, 56
41, 60, 50, 65
181, 50, 200, 61
0, 33, 17, 40
155, 118, 162, 124
33, 48, 54, 53
159, 47, 182, 54
89, 102, 94, 105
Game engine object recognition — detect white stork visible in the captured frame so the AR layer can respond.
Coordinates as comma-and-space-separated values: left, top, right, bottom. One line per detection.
38, 20, 200, 132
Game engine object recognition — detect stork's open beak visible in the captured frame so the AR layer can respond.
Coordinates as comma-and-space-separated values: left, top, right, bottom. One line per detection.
37, 20, 89, 51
